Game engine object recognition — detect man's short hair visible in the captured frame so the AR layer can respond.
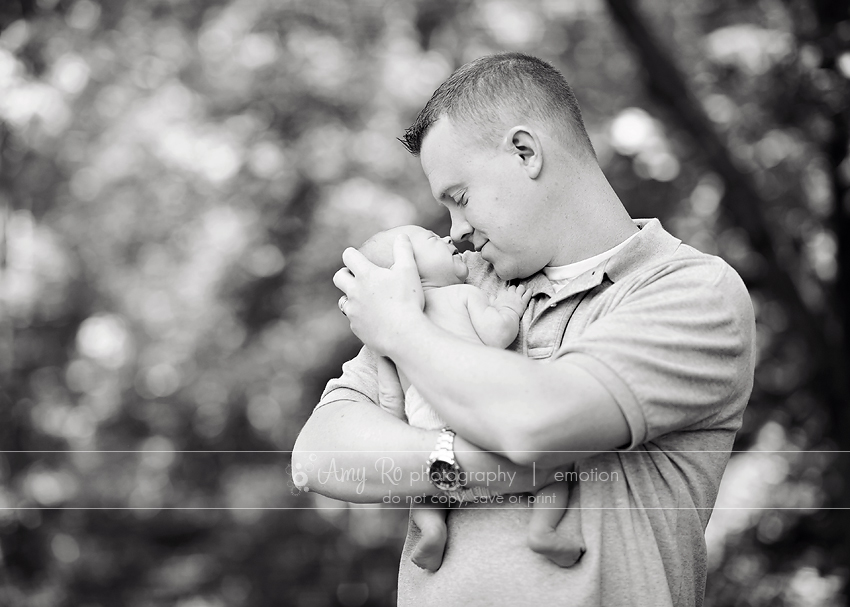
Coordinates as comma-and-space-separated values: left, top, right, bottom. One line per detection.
400, 52, 595, 161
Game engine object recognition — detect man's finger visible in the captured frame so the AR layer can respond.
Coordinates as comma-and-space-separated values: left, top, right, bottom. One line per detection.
332, 267, 355, 293
391, 234, 418, 271
341, 247, 374, 276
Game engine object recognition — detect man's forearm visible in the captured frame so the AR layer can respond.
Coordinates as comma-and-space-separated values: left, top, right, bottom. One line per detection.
386, 315, 630, 466
332, 235, 626, 466
291, 399, 544, 503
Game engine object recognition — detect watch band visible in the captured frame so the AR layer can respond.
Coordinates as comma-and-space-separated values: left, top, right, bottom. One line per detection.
427, 427, 465, 492
434, 427, 456, 458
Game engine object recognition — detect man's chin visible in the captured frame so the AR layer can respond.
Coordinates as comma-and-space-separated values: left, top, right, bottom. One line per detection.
490, 259, 536, 282
490, 261, 518, 281
478, 249, 537, 280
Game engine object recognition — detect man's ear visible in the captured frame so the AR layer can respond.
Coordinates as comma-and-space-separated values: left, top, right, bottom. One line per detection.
502, 126, 543, 179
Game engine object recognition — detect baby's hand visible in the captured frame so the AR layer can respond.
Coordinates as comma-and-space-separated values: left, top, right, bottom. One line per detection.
491, 284, 533, 318
469, 284, 532, 348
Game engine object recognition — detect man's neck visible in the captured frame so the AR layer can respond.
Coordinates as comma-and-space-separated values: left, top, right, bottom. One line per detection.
549, 167, 638, 265
563, 214, 639, 264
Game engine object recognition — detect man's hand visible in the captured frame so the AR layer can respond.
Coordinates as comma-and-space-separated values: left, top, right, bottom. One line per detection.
333, 234, 426, 356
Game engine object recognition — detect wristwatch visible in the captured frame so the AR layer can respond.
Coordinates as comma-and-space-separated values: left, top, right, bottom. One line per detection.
427, 427, 466, 492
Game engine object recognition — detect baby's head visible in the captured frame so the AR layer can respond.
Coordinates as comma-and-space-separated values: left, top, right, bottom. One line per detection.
359, 225, 469, 287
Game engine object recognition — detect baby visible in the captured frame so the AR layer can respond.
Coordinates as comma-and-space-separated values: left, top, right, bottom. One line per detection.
356, 224, 585, 572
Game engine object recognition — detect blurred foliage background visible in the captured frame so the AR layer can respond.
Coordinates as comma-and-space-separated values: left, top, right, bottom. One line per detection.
0, 0, 848, 605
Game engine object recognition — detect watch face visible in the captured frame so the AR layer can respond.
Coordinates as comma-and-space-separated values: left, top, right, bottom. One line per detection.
430, 460, 462, 490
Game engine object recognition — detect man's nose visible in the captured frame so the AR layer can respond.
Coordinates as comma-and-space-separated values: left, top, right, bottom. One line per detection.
449, 216, 473, 243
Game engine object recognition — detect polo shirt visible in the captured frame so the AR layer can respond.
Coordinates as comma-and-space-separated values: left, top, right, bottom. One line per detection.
317, 218, 756, 607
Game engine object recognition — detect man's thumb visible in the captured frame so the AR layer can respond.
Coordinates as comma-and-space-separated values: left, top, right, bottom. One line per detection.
392, 234, 417, 269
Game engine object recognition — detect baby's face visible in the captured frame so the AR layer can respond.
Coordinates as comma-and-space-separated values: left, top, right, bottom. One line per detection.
401, 226, 469, 287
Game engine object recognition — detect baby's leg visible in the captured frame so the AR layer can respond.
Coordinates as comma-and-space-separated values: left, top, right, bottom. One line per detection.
527, 481, 585, 567
410, 501, 449, 572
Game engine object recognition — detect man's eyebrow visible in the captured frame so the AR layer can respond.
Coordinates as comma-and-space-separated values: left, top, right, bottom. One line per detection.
434, 184, 463, 203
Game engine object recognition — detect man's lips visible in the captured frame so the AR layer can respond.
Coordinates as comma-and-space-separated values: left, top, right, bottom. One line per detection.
474, 241, 489, 253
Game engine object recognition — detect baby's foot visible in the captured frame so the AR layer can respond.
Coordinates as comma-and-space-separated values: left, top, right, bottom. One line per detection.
528, 527, 585, 568
411, 525, 448, 572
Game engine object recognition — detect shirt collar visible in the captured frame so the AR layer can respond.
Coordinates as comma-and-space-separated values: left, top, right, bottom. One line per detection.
521, 218, 681, 297
602, 218, 681, 283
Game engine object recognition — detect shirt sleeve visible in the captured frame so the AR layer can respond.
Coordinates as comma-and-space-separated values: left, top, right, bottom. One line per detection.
316, 345, 380, 409
553, 258, 756, 449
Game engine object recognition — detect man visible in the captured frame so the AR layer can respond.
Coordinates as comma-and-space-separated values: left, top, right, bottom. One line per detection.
292, 53, 755, 606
